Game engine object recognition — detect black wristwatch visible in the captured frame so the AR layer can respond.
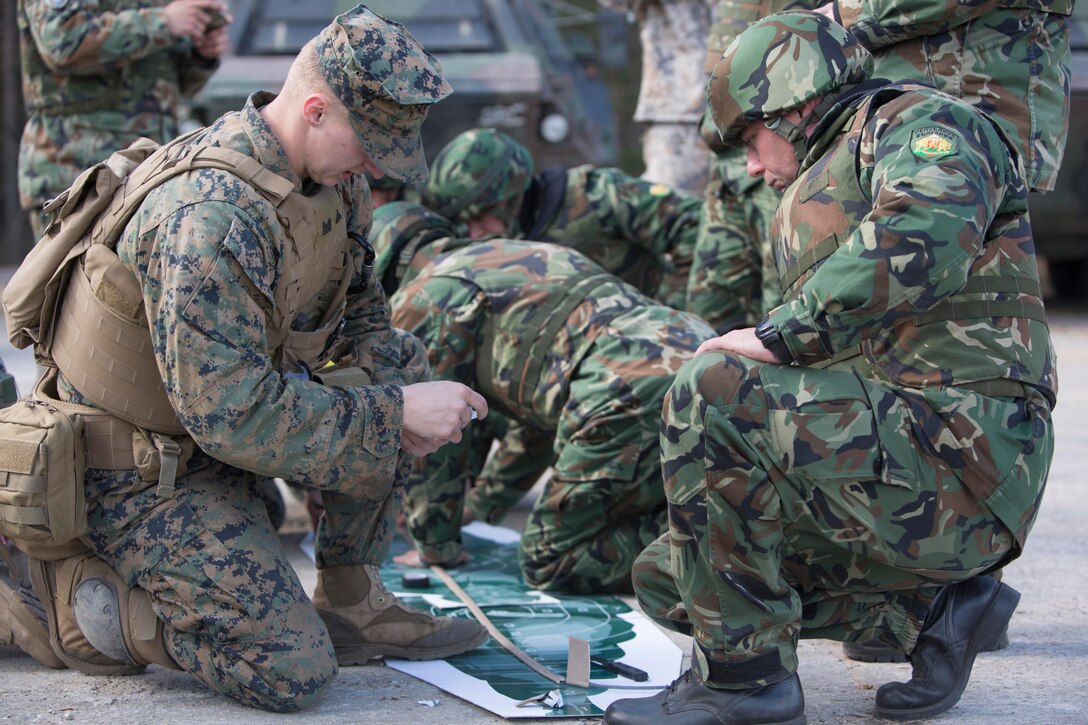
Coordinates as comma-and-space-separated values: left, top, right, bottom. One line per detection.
754, 316, 792, 363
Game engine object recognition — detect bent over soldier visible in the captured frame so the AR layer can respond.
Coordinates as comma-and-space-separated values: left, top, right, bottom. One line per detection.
604, 13, 1057, 724
1, 6, 490, 713
421, 127, 702, 308
373, 205, 716, 593
17, 0, 231, 238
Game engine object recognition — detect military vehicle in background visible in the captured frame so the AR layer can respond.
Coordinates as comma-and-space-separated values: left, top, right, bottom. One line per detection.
180, 0, 622, 171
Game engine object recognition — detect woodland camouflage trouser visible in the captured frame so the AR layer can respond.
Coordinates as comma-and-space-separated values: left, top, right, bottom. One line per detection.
633, 351, 1051, 689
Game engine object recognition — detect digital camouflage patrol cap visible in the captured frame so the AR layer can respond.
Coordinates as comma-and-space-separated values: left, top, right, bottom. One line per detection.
708, 11, 872, 149
315, 4, 453, 185
422, 128, 534, 231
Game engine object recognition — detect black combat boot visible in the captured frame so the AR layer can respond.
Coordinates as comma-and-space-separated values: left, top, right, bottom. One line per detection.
843, 574, 1008, 663
874, 576, 1019, 721
603, 669, 806, 725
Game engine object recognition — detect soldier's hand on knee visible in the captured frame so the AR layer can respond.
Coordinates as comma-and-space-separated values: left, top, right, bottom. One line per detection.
696, 327, 781, 363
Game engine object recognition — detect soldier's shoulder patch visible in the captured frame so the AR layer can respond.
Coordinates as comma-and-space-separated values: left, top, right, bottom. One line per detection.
910, 126, 959, 160
648, 183, 671, 197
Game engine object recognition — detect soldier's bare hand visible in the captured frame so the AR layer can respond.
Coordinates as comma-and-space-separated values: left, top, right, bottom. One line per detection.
401, 381, 488, 446
696, 327, 782, 363
193, 26, 230, 60
164, 0, 229, 40
401, 429, 445, 456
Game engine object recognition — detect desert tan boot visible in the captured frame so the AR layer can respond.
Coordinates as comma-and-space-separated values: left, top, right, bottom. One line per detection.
312, 564, 487, 666
1, 567, 66, 669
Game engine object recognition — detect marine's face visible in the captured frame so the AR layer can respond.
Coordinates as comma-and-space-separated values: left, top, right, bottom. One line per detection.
742, 117, 800, 192
304, 102, 384, 187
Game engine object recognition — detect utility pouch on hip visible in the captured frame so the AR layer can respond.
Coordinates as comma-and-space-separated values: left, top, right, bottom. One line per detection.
0, 375, 95, 548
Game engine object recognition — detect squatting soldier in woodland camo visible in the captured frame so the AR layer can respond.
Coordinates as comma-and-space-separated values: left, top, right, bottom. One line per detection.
690, 0, 1071, 335
1, 6, 491, 712
604, 12, 1057, 724
17, 0, 231, 239
372, 204, 715, 593
421, 127, 702, 309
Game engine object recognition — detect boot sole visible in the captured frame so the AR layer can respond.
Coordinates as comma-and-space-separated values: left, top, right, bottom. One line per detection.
334, 627, 489, 666
874, 582, 1020, 721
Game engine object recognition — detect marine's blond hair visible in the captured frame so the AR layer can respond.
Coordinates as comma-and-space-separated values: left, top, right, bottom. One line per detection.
281, 39, 346, 114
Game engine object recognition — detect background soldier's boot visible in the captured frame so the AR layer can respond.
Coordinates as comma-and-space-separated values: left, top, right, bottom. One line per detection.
312, 564, 487, 665
874, 576, 1019, 721
603, 669, 806, 725
1, 557, 66, 668
29, 553, 180, 675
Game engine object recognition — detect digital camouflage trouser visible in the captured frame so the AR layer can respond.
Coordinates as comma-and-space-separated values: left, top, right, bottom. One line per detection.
685, 149, 782, 334
81, 445, 414, 712
633, 351, 1052, 689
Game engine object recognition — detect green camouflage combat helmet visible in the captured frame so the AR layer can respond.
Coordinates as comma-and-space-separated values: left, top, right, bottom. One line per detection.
422, 128, 534, 234
371, 201, 455, 295
708, 11, 873, 161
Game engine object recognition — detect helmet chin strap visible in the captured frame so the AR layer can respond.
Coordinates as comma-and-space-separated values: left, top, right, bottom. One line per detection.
764, 114, 813, 165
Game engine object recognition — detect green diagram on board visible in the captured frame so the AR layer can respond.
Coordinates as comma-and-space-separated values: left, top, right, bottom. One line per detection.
382, 530, 642, 716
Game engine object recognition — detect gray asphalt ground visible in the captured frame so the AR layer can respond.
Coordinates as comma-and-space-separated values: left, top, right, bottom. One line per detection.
1, 272, 1086, 724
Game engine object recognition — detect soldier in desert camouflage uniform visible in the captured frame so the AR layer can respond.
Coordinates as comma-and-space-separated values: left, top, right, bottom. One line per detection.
372, 204, 715, 593
597, 0, 713, 195
604, 12, 1056, 724
2, 6, 491, 712
17, 0, 231, 239
421, 127, 702, 309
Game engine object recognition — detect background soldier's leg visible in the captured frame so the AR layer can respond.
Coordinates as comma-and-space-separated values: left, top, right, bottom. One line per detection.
685, 152, 768, 334
84, 455, 337, 713
630, 532, 692, 637
519, 362, 669, 593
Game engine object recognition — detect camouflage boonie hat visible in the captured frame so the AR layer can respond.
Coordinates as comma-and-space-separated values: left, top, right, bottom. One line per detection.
708, 11, 873, 147
371, 201, 455, 293
316, 4, 453, 185
421, 128, 534, 230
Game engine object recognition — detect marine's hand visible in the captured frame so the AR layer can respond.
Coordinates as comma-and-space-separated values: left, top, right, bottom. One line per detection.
696, 327, 782, 363
165, 0, 230, 40
400, 429, 445, 456
401, 381, 488, 449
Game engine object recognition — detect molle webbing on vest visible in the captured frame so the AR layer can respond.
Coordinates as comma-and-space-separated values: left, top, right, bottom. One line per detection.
475, 269, 615, 424
48, 140, 295, 436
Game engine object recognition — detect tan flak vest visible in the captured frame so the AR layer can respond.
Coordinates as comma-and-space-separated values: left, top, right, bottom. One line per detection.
3, 129, 359, 492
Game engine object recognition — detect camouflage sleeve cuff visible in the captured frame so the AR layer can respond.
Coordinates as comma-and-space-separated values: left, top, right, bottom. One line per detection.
768, 302, 835, 365
417, 539, 466, 567
354, 384, 404, 461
